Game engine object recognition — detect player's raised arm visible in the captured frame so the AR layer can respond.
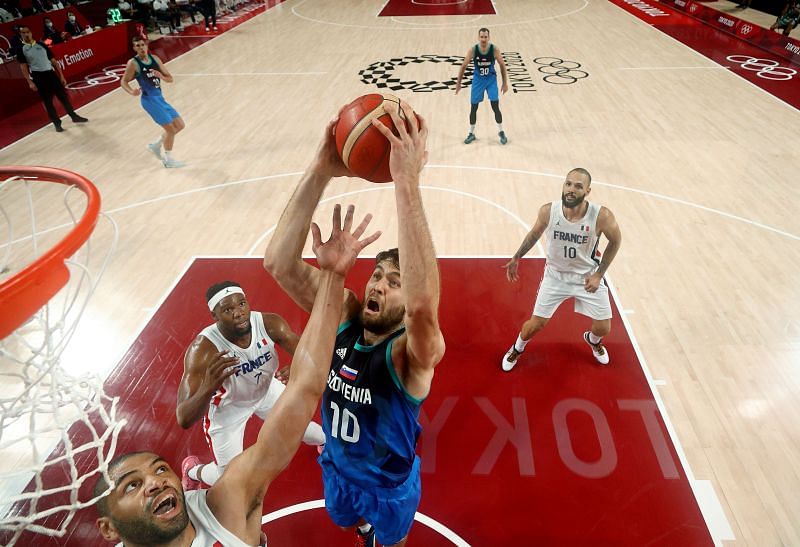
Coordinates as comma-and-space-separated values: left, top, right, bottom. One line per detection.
208, 205, 380, 540
372, 104, 446, 400
263, 120, 356, 315
176, 339, 238, 428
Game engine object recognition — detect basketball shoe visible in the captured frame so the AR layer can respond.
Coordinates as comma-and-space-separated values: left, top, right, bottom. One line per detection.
147, 141, 162, 160
181, 455, 204, 491
355, 525, 376, 547
501, 346, 522, 372
499, 131, 508, 145
583, 332, 610, 365
163, 157, 186, 168
464, 133, 476, 144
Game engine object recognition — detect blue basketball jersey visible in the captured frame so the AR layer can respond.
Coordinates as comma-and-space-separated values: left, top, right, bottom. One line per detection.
133, 54, 162, 97
473, 43, 496, 79
320, 319, 423, 489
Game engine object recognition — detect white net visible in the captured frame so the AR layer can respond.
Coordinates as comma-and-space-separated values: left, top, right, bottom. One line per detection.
0, 171, 125, 545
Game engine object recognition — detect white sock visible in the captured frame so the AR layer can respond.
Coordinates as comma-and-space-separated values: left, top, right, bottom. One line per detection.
164, 149, 174, 160
497, 123, 504, 132
151, 135, 163, 147
358, 523, 373, 534
469, 124, 476, 134
193, 463, 222, 485
302, 421, 326, 446
589, 332, 602, 345
514, 334, 529, 353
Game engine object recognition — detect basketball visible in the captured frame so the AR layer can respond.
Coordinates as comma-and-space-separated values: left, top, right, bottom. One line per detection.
334, 93, 415, 183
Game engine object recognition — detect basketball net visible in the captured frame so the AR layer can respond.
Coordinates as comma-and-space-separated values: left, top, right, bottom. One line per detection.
0, 169, 125, 545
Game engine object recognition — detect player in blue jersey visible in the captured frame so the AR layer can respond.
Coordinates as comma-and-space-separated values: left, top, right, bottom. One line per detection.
264, 104, 446, 547
93, 206, 380, 547
455, 27, 509, 145
121, 36, 186, 168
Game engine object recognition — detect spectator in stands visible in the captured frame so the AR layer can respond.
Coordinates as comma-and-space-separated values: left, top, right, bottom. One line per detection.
174, 0, 198, 24
9, 25, 24, 57
0, 4, 14, 21
64, 11, 85, 36
136, 0, 154, 25
117, 0, 135, 18
42, 17, 64, 43
201, 0, 216, 31
771, 0, 800, 36
1, 0, 22, 18
153, 0, 181, 32
15, 24, 88, 132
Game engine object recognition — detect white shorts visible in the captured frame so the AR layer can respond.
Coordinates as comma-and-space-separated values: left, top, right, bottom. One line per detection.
532, 268, 612, 320
202, 379, 286, 468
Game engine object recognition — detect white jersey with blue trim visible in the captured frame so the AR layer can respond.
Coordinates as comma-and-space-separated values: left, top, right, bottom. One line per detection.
185, 489, 257, 546
200, 311, 278, 409
544, 200, 601, 278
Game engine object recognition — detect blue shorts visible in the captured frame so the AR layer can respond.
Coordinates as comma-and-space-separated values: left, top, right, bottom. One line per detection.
470, 76, 499, 104
141, 93, 180, 126
321, 456, 421, 545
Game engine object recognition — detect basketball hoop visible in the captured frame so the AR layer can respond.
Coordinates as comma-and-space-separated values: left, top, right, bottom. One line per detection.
0, 166, 125, 545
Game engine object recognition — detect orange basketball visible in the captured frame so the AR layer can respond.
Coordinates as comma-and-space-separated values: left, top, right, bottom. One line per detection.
334, 93, 414, 183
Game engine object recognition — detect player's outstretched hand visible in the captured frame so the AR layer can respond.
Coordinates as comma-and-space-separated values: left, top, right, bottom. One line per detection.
204, 350, 239, 390
311, 204, 381, 277
371, 100, 428, 185
313, 118, 353, 179
503, 257, 519, 282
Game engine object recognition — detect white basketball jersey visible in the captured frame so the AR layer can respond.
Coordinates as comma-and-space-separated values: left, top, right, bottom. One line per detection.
185, 489, 259, 546
200, 312, 279, 410
544, 200, 601, 277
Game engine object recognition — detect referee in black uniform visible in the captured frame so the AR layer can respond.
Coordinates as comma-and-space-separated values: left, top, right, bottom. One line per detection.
16, 25, 88, 132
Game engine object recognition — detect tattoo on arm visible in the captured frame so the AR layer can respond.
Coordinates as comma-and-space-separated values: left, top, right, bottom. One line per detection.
514, 230, 540, 260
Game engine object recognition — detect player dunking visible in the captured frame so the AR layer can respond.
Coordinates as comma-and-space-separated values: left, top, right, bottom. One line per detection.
501, 168, 622, 371
176, 281, 325, 489
455, 27, 509, 145
120, 36, 185, 168
264, 105, 445, 547
93, 206, 380, 546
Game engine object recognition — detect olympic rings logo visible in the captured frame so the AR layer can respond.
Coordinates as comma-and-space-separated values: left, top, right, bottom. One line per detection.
725, 55, 796, 81
532, 57, 589, 85
65, 65, 128, 90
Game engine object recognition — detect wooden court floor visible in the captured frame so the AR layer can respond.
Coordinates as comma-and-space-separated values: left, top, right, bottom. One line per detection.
2, 0, 799, 545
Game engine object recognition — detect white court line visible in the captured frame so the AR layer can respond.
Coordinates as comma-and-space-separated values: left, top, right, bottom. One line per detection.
244, 183, 542, 256
173, 71, 327, 76
606, 0, 799, 112
426, 165, 800, 242
391, 15, 484, 26
293, 0, 589, 30
261, 499, 472, 546
606, 277, 730, 545
6, 164, 800, 249
617, 66, 731, 70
